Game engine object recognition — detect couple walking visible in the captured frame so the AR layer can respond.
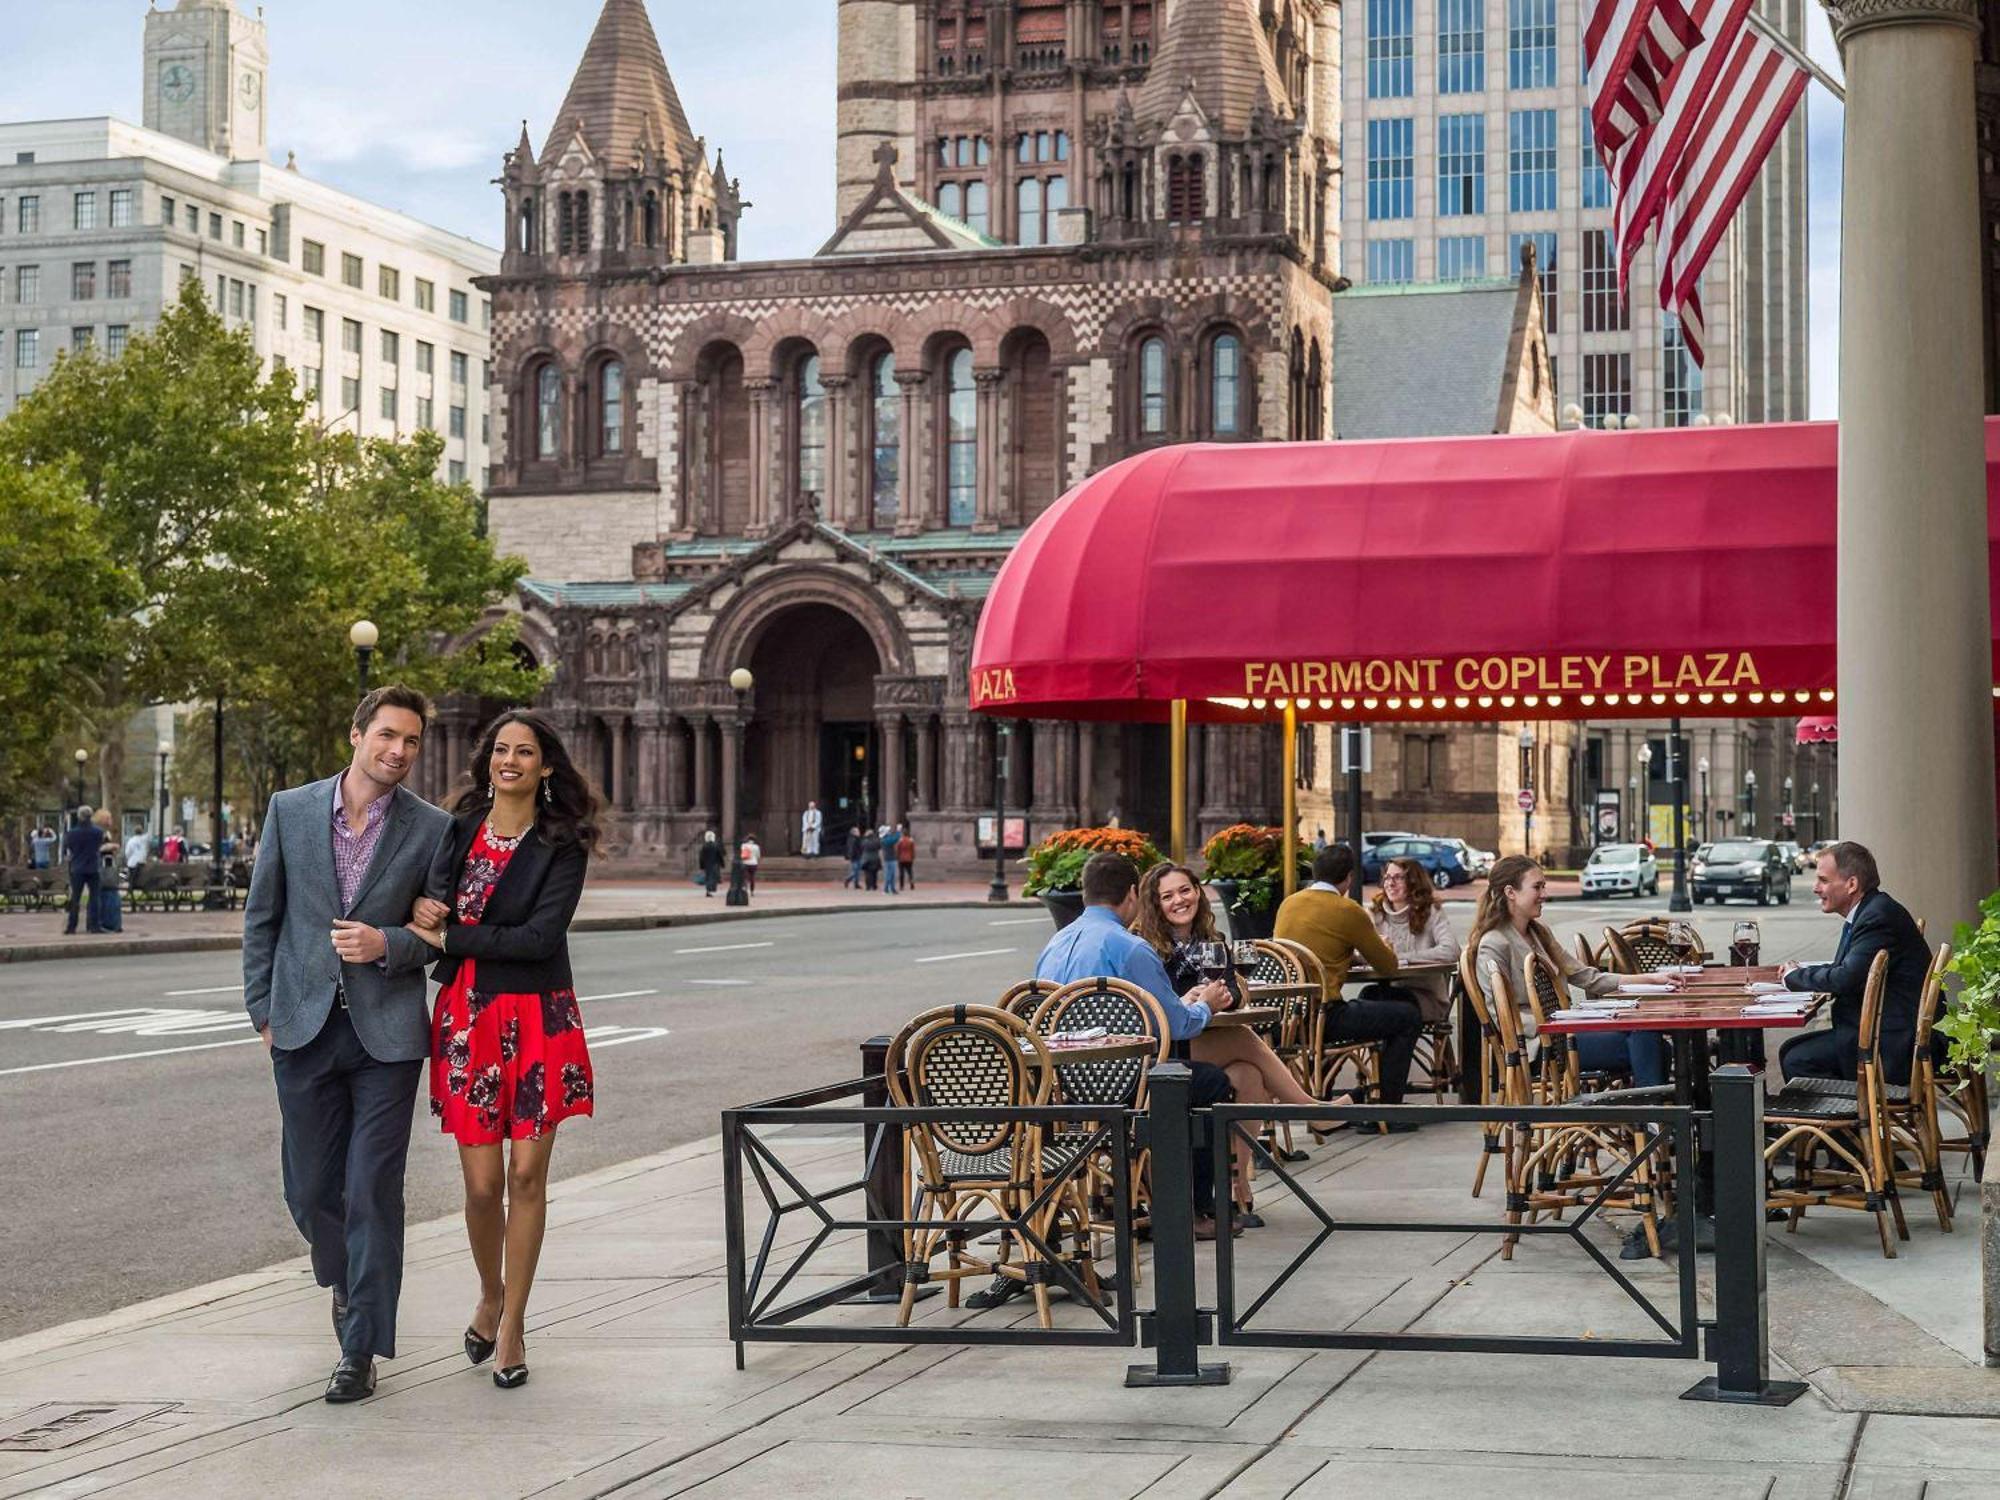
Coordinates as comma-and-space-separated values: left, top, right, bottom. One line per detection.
243, 687, 599, 1403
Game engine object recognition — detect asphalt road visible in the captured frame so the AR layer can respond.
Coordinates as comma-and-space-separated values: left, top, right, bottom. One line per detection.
0, 884, 1833, 1341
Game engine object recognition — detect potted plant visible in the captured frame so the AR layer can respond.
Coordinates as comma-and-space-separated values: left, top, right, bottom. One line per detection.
1021, 826, 1164, 929
1201, 824, 1311, 941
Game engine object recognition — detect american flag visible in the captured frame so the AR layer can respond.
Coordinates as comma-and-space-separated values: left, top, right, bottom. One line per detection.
1592, 0, 1810, 365
1585, 0, 1706, 153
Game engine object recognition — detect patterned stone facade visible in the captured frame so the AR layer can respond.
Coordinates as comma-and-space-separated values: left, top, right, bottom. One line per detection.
472, 0, 1347, 865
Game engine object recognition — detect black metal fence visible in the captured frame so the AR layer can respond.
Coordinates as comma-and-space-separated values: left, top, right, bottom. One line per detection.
722, 1047, 1802, 1406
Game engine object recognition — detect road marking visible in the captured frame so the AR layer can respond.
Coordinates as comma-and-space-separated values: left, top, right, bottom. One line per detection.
0, 1037, 262, 1077
583, 1024, 670, 1049
673, 941, 774, 955
578, 990, 658, 1003
0, 1008, 160, 1029
0, 1007, 247, 1038
164, 985, 242, 996
987, 918, 1046, 927
913, 948, 1019, 964
685, 978, 751, 986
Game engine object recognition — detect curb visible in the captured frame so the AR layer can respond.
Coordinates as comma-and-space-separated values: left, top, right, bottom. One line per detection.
0, 897, 1045, 965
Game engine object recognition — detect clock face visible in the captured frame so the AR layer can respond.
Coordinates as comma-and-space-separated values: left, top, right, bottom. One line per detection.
238, 72, 260, 111
161, 63, 196, 105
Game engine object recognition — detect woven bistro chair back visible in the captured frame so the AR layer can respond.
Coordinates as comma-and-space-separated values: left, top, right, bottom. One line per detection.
1244, 939, 1304, 988
1611, 920, 1704, 973
1574, 933, 1602, 969
1521, 949, 1592, 1099
887, 1004, 1050, 1171
1037, 977, 1169, 1110
996, 977, 1060, 1024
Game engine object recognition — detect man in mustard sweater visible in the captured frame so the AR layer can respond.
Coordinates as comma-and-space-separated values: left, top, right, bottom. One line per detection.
1273, 844, 1424, 1124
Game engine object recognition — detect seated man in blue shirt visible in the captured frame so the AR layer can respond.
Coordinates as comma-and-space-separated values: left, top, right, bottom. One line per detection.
1035, 852, 1237, 1234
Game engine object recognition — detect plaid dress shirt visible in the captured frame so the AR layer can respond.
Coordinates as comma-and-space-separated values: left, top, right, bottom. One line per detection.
331, 772, 392, 914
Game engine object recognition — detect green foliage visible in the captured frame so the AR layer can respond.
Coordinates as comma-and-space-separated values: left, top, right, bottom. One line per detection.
1940, 889, 2000, 1071
1021, 826, 1164, 896
1200, 823, 1311, 914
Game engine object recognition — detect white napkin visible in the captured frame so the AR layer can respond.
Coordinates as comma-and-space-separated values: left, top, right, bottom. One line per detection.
1743, 1002, 1810, 1016
1745, 981, 1791, 995
1617, 983, 1675, 995
1550, 1008, 1619, 1020
1661, 964, 1706, 975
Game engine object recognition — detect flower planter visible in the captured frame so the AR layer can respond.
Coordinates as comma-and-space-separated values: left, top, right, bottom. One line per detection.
1040, 889, 1086, 930
1208, 879, 1276, 941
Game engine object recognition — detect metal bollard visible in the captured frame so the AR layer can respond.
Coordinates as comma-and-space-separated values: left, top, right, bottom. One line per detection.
1126, 1062, 1230, 1387
1682, 1064, 1807, 1405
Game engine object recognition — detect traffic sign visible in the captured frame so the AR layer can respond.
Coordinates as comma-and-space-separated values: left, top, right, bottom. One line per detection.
1517, 788, 1537, 813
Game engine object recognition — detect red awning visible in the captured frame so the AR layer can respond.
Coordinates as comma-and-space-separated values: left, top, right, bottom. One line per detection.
970, 418, 2000, 723
1796, 716, 1838, 744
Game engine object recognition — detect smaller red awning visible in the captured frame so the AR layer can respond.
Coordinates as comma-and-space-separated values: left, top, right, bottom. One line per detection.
1796, 716, 1838, 744
969, 418, 2000, 723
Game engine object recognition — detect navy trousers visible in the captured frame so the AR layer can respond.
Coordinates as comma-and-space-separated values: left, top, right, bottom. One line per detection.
272, 1005, 422, 1360
63, 870, 102, 933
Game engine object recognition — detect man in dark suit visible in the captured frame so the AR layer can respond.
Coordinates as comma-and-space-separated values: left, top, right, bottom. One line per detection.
1780, 841, 1934, 1086
243, 686, 453, 1403
62, 807, 105, 934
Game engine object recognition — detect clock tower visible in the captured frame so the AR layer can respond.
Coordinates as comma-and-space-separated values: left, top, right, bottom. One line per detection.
142, 0, 268, 161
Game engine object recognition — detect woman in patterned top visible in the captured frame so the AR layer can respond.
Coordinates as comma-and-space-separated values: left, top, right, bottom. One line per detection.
406, 710, 600, 1390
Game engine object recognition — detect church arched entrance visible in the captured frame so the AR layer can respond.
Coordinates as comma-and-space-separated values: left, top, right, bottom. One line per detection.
743, 602, 883, 853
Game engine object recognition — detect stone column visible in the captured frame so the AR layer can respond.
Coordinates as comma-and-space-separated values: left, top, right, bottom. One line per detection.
720, 717, 744, 841
820, 372, 851, 527
972, 368, 1005, 532
745, 377, 778, 535
894, 369, 927, 535
691, 713, 714, 824
915, 715, 938, 811
1830, 0, 1994, 936
1077, 721, 1096, 826
879, 710, 906, 826
609, 717, 629, 811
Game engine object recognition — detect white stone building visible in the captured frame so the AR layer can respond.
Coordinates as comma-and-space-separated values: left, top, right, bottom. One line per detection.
0, 0, 497, 487
1339, 0, 1810, 425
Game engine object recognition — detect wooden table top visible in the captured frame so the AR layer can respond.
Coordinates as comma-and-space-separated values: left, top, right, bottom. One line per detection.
1539, 992, 1827, 1035
1204, 1004, 1284, 1028
1344, 960, 1458, 985
1033, 1032, 1159, 1063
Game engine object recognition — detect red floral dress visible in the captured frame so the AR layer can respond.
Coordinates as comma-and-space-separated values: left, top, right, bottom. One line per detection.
429, 824, 595, 1145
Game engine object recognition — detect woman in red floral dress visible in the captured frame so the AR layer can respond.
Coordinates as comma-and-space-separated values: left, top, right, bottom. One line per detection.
407, 710, 598, 1390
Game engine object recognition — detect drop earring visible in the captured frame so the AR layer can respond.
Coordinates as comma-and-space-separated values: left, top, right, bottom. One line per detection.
542, 779, 553, 806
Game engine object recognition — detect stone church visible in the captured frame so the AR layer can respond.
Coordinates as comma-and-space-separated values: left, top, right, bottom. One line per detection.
466, 0, 1542, 867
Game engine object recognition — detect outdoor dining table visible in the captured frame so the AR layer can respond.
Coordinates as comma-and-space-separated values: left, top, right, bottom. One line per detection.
1032, 1033, 1159, 1065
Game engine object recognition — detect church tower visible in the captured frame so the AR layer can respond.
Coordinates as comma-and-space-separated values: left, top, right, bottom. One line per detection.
143, 0, 269, 162
501, 0, 742, 275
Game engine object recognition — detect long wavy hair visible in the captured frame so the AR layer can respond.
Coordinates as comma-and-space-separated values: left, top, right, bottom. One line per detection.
1468, 854, 1561, 964
1133, 862, 1223, 958
447, 709, 602, 852
1369, 856, 1437, 936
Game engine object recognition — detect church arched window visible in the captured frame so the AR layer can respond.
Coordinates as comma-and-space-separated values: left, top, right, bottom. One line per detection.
1209, 332, 1242, 436
598, 361, 624, 456
536, 364, 561, 460
944, 346, 976, 526
796, 353, 826, 503
1138, 335, 1168, 437
870, 352, 899, 526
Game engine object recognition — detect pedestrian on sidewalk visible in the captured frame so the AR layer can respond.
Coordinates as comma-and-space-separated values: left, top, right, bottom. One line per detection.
30, 823, 55, 870
406, 709, 598, 1393
896, 823, 915, 890
842, 825, 862, 888
881, 823, 901, 893
61, 807, 104, 935
740, 832, 761, 894
860, 826, 882, 891
698, 830, 724, 897
163, 827, 186, 863
801, 800, 822, 857
242, 685, 453, 1404
123, 825, 150, 880
92, 808, 123, 933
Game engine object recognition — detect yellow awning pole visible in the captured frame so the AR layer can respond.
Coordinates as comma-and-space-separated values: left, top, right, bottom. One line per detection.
1281, 702, 1299, 900
1169, 698, 1189, 865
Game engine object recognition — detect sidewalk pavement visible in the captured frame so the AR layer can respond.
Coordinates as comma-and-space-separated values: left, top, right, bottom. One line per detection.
3, 1117, 1996, 1498
0, 879, 1038, 963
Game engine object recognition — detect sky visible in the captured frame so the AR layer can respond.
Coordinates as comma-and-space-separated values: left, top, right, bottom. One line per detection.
10, 0, 1844, 418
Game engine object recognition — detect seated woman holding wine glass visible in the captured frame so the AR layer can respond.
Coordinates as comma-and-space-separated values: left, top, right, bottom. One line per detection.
1134, 863, 1353, 1227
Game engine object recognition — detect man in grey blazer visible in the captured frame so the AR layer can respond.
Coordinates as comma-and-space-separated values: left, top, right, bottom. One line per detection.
243, 685, 453, 1403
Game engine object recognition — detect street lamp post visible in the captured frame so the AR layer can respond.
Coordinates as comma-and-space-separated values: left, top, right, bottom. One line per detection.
1637, 741, 1654, 848
204, 695, 227, 909
725, 667, 752, 907
156, 746, 171, 853
349, 619, 379, 698
988, 722, 1012, 903
1667, 720, 1691, 913
1518, 726, 1535, 858
1783, 774, 1795, 840
1811, 782, 1823, 843
1698, 756, 1711, 842
1744, 769, 1758, 839
72, 748, 88, 812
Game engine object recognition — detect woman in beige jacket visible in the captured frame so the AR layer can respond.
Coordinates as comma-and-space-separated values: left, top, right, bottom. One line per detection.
1365, 858, 1459, 1024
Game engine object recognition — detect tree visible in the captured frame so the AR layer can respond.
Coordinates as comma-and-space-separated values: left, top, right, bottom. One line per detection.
0, 461, 137, 821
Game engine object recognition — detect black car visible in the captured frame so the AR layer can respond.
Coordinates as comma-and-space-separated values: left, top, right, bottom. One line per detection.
1690, 838, 1793, 906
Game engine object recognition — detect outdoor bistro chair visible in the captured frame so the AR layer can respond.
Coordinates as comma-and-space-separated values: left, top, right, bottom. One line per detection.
1265, 936, 1384, 1105
1036, 976, 1169, 1277
1574, 933, 1603, 970
883, 1003, 1081, 1328
1764, 950, 1907, 1258
1457, 947, 1511, 1200
1775, 941, 1955, 1235
1604, 921, 1707, 975
995, 978, 1059, 1025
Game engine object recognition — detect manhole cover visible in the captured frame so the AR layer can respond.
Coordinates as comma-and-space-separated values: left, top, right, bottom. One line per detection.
0, 1403, 170, 1451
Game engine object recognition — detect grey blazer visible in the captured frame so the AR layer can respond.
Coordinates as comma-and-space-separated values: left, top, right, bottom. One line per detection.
242, 773, 453, 1062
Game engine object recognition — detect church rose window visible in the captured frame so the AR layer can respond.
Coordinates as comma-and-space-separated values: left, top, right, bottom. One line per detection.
797, 354, 826, 501
536, 365, 561, 459
946, 347, 976, 526
871, 353, 899, 525
601, 361, 625, 455
1138, 336, 1167, 436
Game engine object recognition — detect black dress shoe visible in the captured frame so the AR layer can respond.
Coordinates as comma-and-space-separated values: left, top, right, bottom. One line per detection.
324, 1354, 375, 1403
464, 1326, 497, 1365
964, 1275, 1028, 1310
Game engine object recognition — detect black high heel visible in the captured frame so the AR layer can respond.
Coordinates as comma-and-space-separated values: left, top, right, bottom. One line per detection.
464, 1326, 497, 1366
493, 1359, 529, 1389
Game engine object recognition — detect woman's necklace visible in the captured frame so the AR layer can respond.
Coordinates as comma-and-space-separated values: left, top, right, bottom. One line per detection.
484, 817, 533, 851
